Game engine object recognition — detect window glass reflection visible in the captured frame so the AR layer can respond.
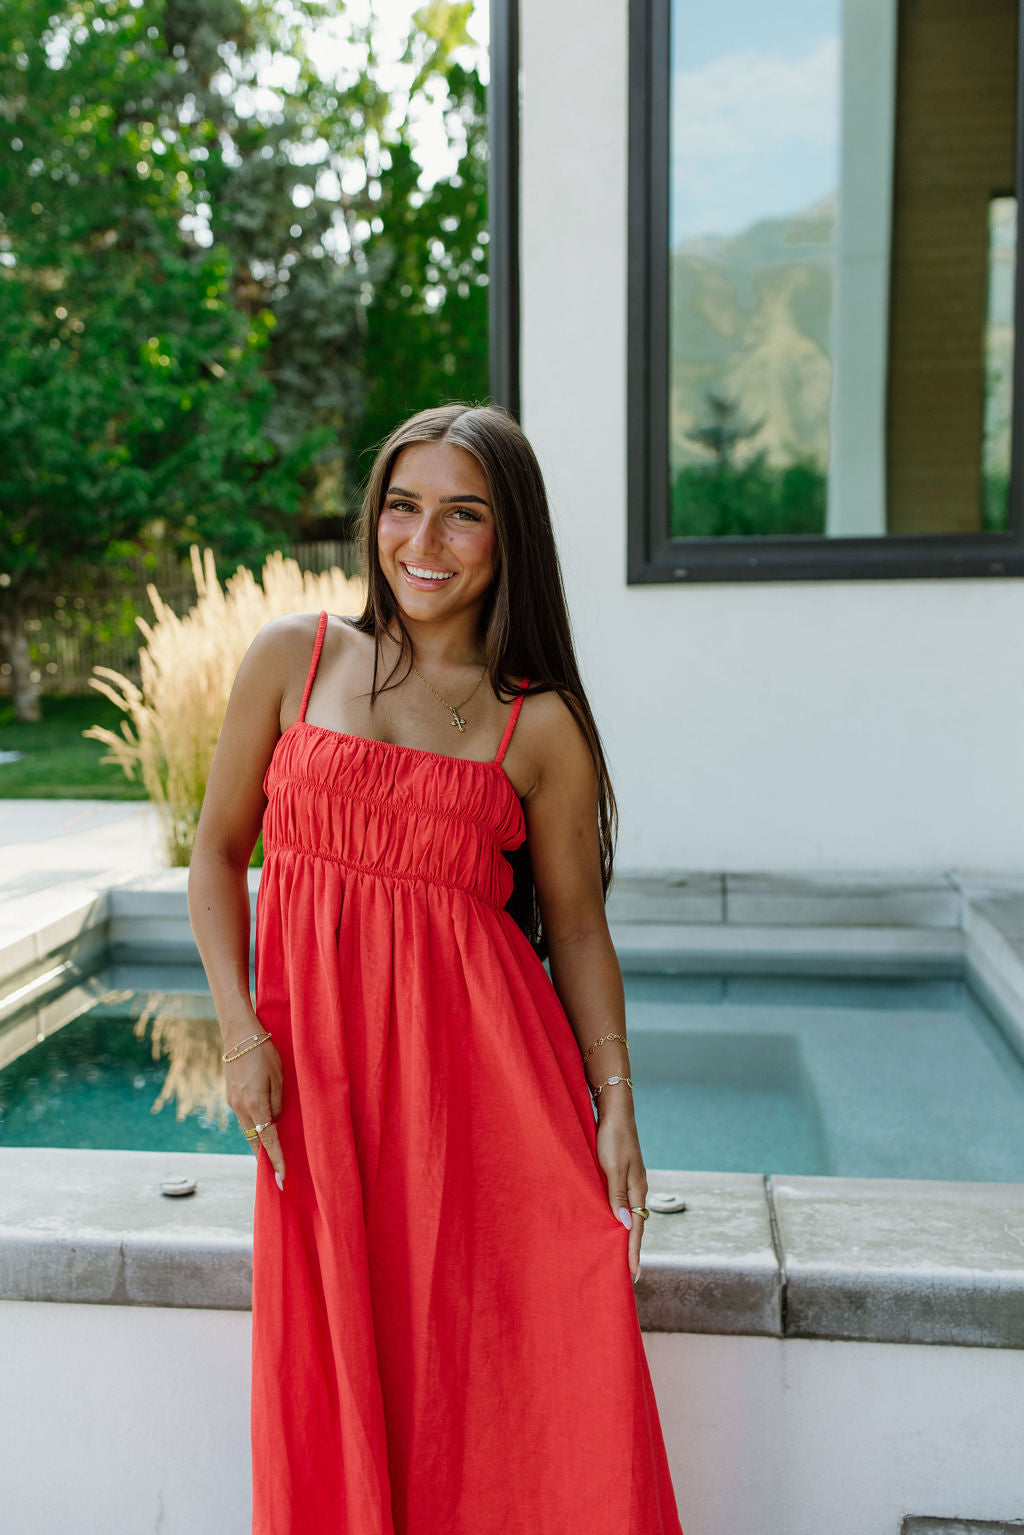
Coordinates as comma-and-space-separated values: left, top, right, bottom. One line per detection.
982, 198, 1013, 534
668, 0, 1019, 541
985, 197, 1017, 533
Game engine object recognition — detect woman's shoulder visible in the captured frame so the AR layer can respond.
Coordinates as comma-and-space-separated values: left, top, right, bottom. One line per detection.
515, 686, 595, 775
246, 610, 363, 665
519, 684, 573, 729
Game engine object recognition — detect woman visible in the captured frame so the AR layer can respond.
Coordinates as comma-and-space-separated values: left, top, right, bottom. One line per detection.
188, 403, 685, 1534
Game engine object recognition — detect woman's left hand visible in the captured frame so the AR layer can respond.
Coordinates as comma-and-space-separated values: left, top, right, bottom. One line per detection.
595, 1105, 647, 1284
511, 689, 648, 1283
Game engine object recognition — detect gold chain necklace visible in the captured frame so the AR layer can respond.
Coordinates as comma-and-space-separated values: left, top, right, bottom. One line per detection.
411, 663, 486, 733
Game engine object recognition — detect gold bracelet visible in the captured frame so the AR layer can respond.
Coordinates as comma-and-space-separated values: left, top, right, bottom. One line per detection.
222, 1031, 272, 1064
589, 1075, 634, 1100
581, 1031, 630, 1065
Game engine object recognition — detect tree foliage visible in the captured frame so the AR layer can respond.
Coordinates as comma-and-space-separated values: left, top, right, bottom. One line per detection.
0, 0, 314, 582
356, 22, 489, 474
685, 391, 763, 473
674, 390, 825, 537
0, 0, 489, 716
671, 460, 827, 540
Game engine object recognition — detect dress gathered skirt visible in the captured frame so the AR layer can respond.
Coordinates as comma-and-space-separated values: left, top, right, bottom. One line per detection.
249, 613, 685, 1534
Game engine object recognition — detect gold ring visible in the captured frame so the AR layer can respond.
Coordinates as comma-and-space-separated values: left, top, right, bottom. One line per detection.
251, 1120, 274, 1135
630, 1207, 650, 1221
242, 1128, 260, 1142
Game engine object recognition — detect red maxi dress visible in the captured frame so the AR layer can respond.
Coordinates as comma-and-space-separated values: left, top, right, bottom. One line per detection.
250, 612, 685, 1534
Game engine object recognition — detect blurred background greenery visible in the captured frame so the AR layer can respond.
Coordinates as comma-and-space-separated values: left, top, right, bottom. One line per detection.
0, 0, 489, 729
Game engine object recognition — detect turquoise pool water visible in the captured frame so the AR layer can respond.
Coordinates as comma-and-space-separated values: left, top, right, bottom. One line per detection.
0, 969, 240, 1155
626, 973, 1024, 1180
3, 965, 1024, 1179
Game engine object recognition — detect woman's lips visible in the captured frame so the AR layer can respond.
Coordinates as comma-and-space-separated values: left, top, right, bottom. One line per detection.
401, 562, 456, 589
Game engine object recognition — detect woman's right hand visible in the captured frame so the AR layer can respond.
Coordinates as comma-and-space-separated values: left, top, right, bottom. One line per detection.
224, 1031, 286, 1187
188, 619, 317, 1193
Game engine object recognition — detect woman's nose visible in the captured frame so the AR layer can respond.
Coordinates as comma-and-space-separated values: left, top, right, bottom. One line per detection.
408, 511, 442, 551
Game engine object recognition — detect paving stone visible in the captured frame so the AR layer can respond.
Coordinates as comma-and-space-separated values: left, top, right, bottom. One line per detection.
613, 922, 961, 976
608, 873, 724, 924
0, 1147, 255, 1310
634, 1169, 782, 1337
725, 872, 960, 928
772, 1174, 1024, 1348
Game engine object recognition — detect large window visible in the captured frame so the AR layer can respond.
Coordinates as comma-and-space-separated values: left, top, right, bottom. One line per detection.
628, 0, 1024, 581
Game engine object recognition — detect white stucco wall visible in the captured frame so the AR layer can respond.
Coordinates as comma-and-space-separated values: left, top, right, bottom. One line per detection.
519, 0, 1024, 875
3, 1302, 1023, 1535
649, 1331, 1024, 1534
0, 1301, 251, 1535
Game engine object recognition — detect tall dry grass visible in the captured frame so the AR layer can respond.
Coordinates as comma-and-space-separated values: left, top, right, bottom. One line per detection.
85, 546, 365, 864
134, 994, 230, 1127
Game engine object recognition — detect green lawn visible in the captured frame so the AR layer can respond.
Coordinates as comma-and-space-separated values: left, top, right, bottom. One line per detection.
0, 694, 148, 800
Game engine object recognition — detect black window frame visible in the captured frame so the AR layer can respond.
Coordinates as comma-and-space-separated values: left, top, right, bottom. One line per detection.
627, 0, 1024, 584
488, 0, 520, 420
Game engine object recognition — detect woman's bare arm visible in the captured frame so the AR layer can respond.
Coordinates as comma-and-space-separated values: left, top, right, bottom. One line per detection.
187, 614, 315, 1184
515, 695, 645, 1280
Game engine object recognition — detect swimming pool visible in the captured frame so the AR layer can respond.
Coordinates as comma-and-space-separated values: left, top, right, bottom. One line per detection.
3, 961, 1024, 1179
0, 966, 237, 1155
627, 972, 1024, 1180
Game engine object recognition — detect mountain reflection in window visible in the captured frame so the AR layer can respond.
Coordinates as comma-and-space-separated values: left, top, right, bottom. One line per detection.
668, 0, 1018, 540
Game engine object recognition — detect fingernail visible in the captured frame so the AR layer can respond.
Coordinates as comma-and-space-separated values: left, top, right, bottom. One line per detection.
275, 1172, 284, 1191
617, 1207, 632, 1230
633, 1266, 642, 1285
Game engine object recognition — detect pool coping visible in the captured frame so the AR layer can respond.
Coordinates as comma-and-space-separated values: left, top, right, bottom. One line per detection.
2, 869, 1024, 1347
1, 1148, 1022, 1349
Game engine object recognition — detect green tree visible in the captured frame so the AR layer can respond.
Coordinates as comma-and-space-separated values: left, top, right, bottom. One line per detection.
685, 390, 763, 472
353, 6, 489, 480
671, 459, 827, 538
676, 389, 825, 537
0, 0, 327, 715
0, 0, 490, 718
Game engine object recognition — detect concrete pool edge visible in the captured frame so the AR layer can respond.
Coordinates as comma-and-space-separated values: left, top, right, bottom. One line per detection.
0, 1148, 254, 1310
3, 869, 1024, 1348
0, 868, 996, 999
2, 1149, 1024, 1349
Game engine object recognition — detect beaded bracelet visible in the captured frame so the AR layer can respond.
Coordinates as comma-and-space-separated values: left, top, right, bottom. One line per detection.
581, 1031, 630, 1065
222, 1031, 272, 1064
589, 1075, 634, 1100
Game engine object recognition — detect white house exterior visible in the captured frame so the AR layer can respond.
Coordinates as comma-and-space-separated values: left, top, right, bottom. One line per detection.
517, 0, 1024, 876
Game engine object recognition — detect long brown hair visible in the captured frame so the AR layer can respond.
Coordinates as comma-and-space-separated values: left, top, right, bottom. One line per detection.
351, 402, 617, 955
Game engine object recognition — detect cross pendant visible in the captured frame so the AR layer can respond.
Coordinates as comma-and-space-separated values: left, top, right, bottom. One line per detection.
450, 709, 467, 732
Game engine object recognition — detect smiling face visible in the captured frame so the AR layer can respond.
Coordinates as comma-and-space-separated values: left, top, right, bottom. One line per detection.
378, 440, 498, 631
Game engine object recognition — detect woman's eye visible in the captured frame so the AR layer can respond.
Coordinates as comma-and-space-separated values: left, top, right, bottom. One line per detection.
383, 500, 481, 522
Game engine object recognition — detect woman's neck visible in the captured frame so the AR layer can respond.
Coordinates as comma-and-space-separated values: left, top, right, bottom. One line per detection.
384, 611, 486, 670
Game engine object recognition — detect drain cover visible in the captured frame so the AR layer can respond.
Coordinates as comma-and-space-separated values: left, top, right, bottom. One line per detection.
646, 1192, 687, 1214
160, 1177, 197, 1198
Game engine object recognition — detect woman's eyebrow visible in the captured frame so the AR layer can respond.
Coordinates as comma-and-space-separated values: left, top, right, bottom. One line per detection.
386, 485, 490, 506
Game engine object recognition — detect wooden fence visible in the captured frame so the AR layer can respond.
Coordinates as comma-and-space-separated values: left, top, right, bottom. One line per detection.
0, 542, 359, 696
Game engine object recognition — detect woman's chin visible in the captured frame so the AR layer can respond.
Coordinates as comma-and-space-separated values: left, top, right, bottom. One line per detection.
381, 567, 493, 630
392, 590, 452, 623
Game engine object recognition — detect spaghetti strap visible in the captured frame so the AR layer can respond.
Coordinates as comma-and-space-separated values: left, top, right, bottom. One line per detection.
298, 611, 329, 723
494, 679, 529, 766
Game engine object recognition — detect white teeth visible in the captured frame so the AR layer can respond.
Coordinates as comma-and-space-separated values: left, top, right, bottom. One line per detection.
405, 564, 453, 581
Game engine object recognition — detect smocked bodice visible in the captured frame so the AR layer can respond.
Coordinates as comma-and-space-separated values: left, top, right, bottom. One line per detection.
262, 721, 527, 909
